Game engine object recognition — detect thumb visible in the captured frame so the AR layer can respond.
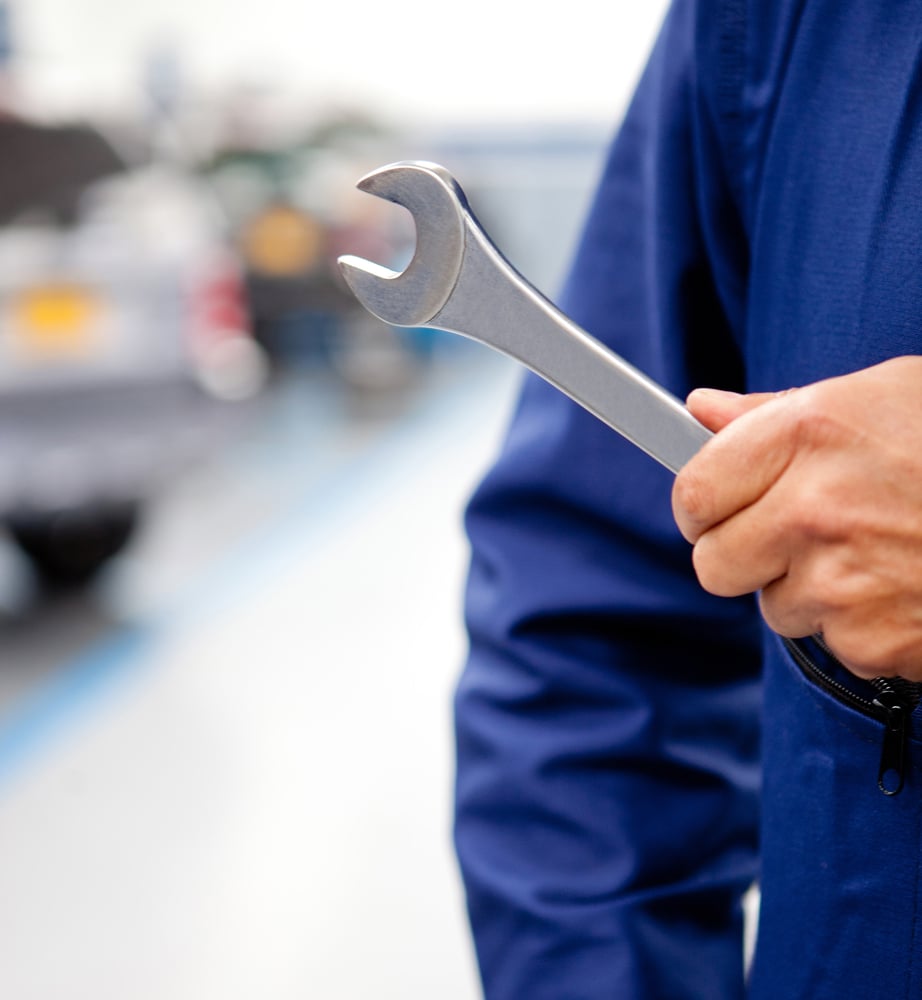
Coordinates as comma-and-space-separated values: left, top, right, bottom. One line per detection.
686, 387, 783, 432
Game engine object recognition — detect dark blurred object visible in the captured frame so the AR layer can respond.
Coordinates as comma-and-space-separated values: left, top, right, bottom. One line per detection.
237, 199, 357, 364
0, 118, 267, 586
0, 118, 125, 226
7, 504, 137, 587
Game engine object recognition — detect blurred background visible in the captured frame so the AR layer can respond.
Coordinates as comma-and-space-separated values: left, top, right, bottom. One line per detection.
0, 2, 668, 997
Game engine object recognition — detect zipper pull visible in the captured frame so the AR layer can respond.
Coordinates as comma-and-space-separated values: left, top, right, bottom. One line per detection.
873, 684, 909, 796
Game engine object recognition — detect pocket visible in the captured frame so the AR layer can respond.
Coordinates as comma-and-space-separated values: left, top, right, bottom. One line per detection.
748, 632, 922, 1000
782, 633, 922, 796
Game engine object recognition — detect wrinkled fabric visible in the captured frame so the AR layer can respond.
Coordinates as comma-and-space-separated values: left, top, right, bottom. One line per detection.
455, 1, 922, 997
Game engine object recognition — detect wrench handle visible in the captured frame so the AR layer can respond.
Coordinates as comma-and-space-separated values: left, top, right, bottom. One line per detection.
433, 221, 712, 474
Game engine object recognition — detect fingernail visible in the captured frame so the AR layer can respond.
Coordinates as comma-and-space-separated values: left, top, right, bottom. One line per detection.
687, 388, 742, 401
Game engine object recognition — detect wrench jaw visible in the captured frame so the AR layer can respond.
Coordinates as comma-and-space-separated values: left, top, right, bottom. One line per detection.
337, 161, 467, 328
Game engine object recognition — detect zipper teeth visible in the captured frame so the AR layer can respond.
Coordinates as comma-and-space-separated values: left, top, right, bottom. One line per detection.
808, 633, 922, 709
782, 636, 886, 721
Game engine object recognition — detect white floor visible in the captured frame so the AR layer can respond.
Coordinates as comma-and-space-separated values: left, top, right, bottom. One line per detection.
0, 354, 521, 999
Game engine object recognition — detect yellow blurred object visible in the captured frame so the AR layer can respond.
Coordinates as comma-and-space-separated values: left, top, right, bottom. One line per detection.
239, 204, 323, 278
13, 284, 99, 356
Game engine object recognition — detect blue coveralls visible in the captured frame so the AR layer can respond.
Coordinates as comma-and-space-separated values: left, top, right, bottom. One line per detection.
455, 1, 922, 997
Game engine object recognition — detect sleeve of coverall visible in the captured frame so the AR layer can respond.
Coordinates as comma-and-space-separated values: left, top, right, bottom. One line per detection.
454, 2, 763, 997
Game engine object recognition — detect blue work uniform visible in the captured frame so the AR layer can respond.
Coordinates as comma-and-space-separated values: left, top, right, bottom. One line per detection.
455, 1, 922, 997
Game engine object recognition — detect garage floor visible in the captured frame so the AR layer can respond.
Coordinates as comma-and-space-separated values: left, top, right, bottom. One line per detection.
0, 345, 520, 1000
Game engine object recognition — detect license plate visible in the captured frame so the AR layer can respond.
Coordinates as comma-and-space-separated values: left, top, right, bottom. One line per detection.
12, 284, 101, 356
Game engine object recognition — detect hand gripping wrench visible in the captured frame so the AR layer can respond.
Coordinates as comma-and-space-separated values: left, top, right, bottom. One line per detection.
338, 161, 711, 473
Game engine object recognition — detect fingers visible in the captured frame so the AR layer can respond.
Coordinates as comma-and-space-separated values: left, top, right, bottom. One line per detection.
674, 385, 809, 598
672, 393, 801, 544
672, 362, 922, 681
686, 388, 780, 432
689, 489, 792, 596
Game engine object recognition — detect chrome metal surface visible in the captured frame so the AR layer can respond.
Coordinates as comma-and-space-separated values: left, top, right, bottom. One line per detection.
339, 160, 712, 473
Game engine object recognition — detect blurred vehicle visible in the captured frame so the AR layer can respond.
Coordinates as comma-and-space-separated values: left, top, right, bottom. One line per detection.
0, 118, 266, 585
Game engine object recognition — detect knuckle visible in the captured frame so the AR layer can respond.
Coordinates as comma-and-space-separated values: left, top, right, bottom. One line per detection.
788, 485, 828, 538
788, 382, 844, 450
787, 477, 853, 543
787, 382, 824, 428
673, 466, 712, 533
691, 538, 735, 596
816, 567, 865, 614
758, 585, 815, 638
757, 589, 789, 635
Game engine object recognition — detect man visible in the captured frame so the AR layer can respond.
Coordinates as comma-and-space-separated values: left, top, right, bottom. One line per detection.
454, 1, 922, 997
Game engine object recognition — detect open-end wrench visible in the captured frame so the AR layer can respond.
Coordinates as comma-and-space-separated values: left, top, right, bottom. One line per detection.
338, 160, 711, 473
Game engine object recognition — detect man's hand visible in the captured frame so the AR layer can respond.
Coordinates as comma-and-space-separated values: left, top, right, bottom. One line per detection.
671, 355, 922, 680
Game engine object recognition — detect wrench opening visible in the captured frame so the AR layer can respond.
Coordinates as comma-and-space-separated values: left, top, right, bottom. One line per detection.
338, 161, 467, 328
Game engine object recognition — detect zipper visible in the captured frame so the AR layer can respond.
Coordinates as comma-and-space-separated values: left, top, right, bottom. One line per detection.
782, 636, 917, 796
872, 681, 911, 796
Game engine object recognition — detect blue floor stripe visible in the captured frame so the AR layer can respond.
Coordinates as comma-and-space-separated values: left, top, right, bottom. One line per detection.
0, 625, 154, 786
0, 353, 514, 790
